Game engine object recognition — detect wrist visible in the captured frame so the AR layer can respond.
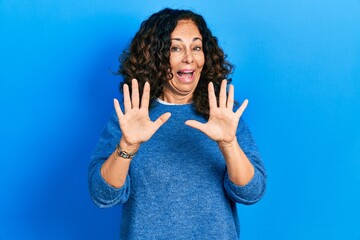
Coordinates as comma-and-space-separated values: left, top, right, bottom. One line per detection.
116, 144, 137, 159
217, 137, 238, 150
119, 138, 140, 155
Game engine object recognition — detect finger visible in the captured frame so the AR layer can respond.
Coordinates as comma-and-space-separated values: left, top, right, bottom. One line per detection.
219, 79, 227, 108
114, 98, 124, 118
131, 78, 140, 108
208, 82, 217, 109
153, 112, 171, 129
227, 84, 234, 110
185, 120, 206, 133
141, 82, 150, 109
123, 84, 131, 113
235, 99, 249, 119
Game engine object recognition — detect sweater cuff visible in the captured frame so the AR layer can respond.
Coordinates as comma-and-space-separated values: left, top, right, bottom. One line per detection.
90, 165, 130, 207
224, 168, 265, 205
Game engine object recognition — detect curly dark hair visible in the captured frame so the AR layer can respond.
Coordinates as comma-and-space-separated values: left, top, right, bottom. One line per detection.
118, 8, 233, 118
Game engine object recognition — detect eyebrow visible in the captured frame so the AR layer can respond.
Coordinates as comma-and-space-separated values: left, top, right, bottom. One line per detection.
171, 37, 202, 42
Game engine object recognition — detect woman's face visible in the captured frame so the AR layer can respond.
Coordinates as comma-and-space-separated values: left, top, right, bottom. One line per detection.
162, 20, 205, 103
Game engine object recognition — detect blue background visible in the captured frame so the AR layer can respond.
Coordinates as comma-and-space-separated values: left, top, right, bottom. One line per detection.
1, 1, 359, 239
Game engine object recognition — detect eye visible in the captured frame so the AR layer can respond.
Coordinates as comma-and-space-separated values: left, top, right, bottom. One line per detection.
170, 46, 181, 52
193, 46, 202, 51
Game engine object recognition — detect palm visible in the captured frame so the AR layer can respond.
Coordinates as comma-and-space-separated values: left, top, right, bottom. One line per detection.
186, 80, 248, 144
117, 107, 160, 144
114, 79, 171, 146
203, 108, 240, 143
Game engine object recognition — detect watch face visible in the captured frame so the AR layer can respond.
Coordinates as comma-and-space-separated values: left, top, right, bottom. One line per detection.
119, 151, 132, 159
116, 144, 136, 159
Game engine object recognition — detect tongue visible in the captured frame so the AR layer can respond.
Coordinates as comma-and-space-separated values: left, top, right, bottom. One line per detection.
177, 71, 193, 82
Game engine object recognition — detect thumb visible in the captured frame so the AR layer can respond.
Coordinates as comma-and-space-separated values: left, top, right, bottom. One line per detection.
153, 112, 171, 129
185, 120, 206, 133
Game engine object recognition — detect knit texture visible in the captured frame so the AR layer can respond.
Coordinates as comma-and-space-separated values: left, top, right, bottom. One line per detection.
88, 100, 266, 239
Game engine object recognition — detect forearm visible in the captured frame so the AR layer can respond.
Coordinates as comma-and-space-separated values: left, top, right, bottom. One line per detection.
218, 136, 254, 186
100, 138, 139, 188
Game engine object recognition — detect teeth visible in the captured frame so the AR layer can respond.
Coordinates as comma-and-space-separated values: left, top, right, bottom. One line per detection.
178, 71, 193, 77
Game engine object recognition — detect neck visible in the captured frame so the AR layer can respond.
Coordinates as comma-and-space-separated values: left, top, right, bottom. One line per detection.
160, 90, 193, 104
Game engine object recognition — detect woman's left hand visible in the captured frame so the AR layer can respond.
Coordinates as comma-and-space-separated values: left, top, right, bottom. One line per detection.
185, 79, 248, 145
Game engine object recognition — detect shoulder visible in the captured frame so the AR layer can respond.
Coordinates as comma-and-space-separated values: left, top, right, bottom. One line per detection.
107, 110, 120, 130
96, 110, 121, 143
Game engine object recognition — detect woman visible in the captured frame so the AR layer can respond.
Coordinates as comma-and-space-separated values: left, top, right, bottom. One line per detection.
88, 8, 266, 239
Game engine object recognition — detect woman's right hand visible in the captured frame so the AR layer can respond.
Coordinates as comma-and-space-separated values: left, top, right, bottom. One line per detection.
114, 79, 171, 154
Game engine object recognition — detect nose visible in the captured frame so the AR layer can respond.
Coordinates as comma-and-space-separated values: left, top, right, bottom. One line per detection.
182, 49, 194, 63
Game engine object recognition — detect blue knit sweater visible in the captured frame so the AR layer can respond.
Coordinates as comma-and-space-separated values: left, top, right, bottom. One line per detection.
88, 100, 266, 239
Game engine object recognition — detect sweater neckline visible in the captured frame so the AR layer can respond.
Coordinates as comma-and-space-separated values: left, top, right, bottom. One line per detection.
156, 98, 193, 106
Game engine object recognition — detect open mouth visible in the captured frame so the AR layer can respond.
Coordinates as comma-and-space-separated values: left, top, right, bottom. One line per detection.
176, 70, 195, 78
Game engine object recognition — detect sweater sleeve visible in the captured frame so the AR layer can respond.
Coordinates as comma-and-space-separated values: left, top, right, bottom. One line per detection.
88, 111, 131, 208
223, 118, 266, 205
